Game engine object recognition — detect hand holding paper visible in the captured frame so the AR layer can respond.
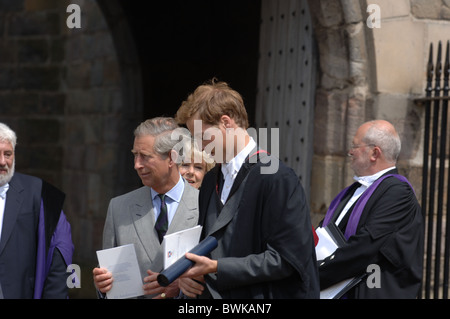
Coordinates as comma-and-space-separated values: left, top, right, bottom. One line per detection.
96, 244, 144, 299
93, 267, 113, 294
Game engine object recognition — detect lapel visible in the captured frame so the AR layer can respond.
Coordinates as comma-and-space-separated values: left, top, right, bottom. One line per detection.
226, 161, 253, 203
206, 154, 261, 237
129, 187, 160, 264
331, 183, 361, 222
129, 180, 199, 264
226, 146, 262, 204
0, 175, 25, 256
199, 166, 219, 228
167, 179, 198, 234
206, 188, 243, 236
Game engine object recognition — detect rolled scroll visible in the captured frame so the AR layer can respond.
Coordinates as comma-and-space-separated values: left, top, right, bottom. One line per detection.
157, 236, 218, 287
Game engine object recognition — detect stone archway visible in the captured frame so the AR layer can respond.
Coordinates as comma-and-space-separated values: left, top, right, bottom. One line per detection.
306, 0, 378, 222
63, 0, 143, 297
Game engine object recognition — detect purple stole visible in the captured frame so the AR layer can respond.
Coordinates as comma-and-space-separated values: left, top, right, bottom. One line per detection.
322, 174, 414, 240
34, 201, 74, 299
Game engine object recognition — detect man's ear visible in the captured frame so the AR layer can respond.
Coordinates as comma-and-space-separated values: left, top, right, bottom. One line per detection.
370, 146, 382, 162
168, 149, 179, 167
220, 115, 232, 128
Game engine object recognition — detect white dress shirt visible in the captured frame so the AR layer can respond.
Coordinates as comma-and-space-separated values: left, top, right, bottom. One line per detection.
335, 167, 396, 226
220, 137, 257, 204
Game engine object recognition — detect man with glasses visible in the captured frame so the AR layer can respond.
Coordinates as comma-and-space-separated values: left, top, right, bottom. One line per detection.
317, 120, 424, 298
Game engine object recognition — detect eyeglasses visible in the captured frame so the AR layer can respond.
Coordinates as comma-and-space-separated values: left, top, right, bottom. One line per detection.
350, 143, 376, 150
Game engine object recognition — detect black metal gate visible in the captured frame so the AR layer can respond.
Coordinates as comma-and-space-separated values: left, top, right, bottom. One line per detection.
416, 40, 450, 299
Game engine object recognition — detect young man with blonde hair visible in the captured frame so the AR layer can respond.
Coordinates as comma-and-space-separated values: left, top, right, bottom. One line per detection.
175, 79, 319, 299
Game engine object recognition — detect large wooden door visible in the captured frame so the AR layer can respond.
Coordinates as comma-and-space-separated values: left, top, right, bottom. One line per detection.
255, 0, 316, 199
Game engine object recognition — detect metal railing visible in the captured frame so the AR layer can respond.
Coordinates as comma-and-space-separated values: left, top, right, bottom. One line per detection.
415, 40, 450, 299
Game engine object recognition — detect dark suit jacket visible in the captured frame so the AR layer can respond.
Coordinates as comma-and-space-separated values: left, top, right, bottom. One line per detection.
319, 169, 424, 298
0, 173, 72, 299
198, 150, 320, 299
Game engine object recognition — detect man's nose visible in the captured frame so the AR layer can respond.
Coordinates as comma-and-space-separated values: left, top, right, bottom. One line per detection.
134, 157, 143, 170
0, 153, 6, 165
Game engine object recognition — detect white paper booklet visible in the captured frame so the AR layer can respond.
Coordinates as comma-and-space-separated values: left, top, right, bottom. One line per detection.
315, 226, 339, 260
96, 244, 144, 299
163, 225, 202, 269
315, 226, 361, 299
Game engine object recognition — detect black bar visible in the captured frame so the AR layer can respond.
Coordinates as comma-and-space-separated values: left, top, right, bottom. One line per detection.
443, 40, 450, 300
422, 42, 433, 299
426, 41, 442, 299
433, 41, 443, 299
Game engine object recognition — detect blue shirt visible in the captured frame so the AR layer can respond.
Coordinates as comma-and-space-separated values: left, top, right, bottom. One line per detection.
150, 175, 185, 226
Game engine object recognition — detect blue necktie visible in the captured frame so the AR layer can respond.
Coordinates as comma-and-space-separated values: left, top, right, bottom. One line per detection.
155, 194, 168, 243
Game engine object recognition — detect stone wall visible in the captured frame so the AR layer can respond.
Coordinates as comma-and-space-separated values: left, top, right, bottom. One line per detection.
0, 0, 140, 297
0, 0, 68, 185
308, 0, 376, 224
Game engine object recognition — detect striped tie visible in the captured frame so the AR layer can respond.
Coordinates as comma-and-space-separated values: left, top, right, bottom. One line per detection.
155, 194, 168, 243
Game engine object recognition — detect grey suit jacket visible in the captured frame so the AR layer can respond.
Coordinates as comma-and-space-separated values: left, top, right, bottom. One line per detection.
102, 179, 199, 282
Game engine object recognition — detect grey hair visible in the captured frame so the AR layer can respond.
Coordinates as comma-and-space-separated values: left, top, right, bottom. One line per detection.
0, 123, 17, 150
362, 122, 401, 163
134, 117, 180, 158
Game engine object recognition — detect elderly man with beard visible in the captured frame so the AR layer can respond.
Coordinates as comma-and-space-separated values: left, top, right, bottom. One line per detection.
0, 123, 74, 299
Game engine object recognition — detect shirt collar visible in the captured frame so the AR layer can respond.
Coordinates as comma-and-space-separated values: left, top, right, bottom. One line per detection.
221, 137, 257, 178
353, 167, 396, 187
150, 174, 184, 203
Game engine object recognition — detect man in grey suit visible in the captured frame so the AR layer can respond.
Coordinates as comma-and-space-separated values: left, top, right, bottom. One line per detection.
93, 117, 199, 299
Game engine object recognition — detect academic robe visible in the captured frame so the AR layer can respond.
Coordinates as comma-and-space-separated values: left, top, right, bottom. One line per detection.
318, 169, 424, 299
0, 173, 74, 299
198, 149, 320, 299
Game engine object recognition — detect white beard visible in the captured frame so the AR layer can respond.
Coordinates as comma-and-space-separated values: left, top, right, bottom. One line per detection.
0, 160, 15, 186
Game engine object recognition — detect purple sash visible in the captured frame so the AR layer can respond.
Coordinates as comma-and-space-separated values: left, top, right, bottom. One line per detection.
34, 200, 74, 299
323, 174, 414, 240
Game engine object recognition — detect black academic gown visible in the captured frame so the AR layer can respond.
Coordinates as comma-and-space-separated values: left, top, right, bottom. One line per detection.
198, 150, 320, 299
319, 169, 424, 299
0, 173, 73, 299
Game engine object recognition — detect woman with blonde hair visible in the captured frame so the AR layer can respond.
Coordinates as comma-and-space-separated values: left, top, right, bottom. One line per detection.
179, 139, 215, 189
